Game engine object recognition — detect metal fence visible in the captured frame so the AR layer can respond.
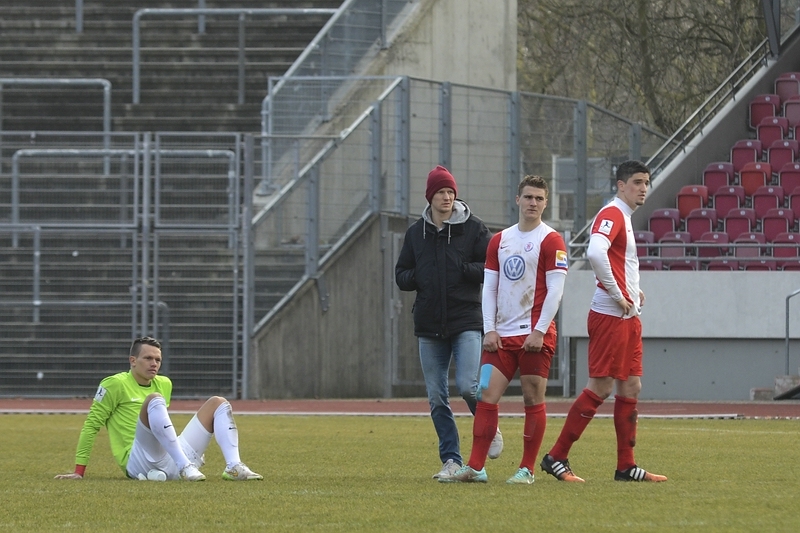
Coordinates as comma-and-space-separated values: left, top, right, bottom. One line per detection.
250, 75, 668, 393
0, 132, 248, 398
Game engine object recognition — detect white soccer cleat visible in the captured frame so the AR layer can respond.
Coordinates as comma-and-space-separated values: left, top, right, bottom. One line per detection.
432, 459, 461, 480
488, 428, 504, 459
222, 462, 263, 481
179, 463, 206, 481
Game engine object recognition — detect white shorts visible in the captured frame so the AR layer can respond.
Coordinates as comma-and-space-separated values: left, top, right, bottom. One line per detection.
126, 415, 212, 480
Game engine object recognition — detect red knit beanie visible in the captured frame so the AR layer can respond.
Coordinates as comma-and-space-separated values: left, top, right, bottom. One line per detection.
425, 165, 458, 203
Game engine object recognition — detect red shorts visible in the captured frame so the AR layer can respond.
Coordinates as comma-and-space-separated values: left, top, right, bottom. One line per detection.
481, 322, 557, 380
587, 310, 642, 380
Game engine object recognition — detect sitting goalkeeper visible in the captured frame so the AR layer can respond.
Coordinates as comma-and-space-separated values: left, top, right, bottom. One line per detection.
55, 336, 262, 482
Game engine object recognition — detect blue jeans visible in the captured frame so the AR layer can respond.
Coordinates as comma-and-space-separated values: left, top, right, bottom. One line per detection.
418, 331, 481, 465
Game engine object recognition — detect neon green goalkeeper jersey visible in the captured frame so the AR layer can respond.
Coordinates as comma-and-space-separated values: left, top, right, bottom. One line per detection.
75, 370, 172, 473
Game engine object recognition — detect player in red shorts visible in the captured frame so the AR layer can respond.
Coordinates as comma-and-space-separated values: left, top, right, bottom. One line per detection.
540, 160, 667, 483
441, 175, 568, 484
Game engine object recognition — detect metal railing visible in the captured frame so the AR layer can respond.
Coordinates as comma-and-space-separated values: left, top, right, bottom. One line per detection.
131, 8, 338, 104
0, 79, 112, 164
645, 39, 772, 182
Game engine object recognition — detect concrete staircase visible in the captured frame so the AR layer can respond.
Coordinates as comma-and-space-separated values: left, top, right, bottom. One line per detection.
0, 0, 341, 132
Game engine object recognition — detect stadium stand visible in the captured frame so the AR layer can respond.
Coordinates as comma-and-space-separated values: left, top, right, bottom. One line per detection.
696, 231, 730, 258
0, 0, 341, 132
778, 162, 800, 192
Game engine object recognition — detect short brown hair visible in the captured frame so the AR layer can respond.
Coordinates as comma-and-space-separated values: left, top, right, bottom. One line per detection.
518, 175, 549, 197
130, 336, 161, 357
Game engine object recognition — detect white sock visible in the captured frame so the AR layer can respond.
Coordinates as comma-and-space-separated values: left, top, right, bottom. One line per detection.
213, 401, 241, 468
147, 396, 192, 470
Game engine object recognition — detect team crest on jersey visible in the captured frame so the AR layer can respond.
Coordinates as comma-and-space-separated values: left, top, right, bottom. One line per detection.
555, 250, 568, 268
598, 219, 614, 235
503, 255, 526, 280
524, 242, 534, 252
94, 385, 107, 403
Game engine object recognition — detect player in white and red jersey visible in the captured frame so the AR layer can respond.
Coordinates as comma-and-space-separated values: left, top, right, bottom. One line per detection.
442, 175, 568, 485
541, 159, 667, 483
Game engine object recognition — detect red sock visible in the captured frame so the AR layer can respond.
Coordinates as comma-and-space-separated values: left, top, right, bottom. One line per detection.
549, 388, 603, 460
468, 401, 498, 471
520, 403, 546, 471
614, 395, 638, 471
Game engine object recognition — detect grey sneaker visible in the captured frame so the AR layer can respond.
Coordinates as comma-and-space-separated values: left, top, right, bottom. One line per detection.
488, 428, 504, 459
179, 463, 206, 481
438, 464, 488, 483
222, 462, 263, 481
432, 459, 461, 480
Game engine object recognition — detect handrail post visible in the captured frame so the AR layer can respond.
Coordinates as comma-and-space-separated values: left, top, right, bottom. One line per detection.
238, 13, 246, 105
76, 0, 83, 34
785, 288, 800, 375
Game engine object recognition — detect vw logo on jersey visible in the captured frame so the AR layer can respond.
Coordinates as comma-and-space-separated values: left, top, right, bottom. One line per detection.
503, 255, 526, 280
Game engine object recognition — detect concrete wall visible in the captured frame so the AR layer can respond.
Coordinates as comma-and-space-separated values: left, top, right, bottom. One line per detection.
252, 214, 387, 398
562, 269, 800, 400
366, 0, 517, 90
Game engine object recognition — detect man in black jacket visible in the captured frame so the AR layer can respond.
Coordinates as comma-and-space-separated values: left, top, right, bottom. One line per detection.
395, 165, 502, 480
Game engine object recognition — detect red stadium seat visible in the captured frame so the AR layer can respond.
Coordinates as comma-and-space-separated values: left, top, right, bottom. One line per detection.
712, 185, 746, 216
778, 162, 800, 193
638, 257, 663, 271
738, 161, 772, 197
743, 258, 776, 271
634, 230, 655, 257
685, 208, 718, 242
733, 232, 767, 257
772, 232, 800, 267
730, 140, 763, 175
762, 207, 795, 242
695, 231, 730, 258
706, 258, 739, 271
767, 140, 799, 172
781, 259, 800, 271
724, 208, 757, 241
775, 72, 800, 103
784, 95, 800, 129
676, 185, 708, 219
658, 232, 692, 258
757, 116, 789, 146
752, 185, 785, 219
648, 208, 681, 242
789, 186, 800, 220
702, 162, 734, 195
665, 258, 699, 271
749, 94, 780, 129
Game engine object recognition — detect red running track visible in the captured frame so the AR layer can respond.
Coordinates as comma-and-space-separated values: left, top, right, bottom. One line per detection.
2, 397, 800, 419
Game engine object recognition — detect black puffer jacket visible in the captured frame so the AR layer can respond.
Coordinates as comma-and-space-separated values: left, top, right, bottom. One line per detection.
395, 200, 491, 338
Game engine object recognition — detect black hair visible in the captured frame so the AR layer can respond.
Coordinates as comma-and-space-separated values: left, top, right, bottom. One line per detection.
615, 160, 650, 183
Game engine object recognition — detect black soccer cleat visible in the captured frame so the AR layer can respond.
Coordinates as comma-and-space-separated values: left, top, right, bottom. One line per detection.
540, 454, 585, 482
614, 465, 667, 482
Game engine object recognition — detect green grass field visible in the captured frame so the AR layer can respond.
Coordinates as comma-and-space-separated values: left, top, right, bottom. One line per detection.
0, 413, 797, 532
